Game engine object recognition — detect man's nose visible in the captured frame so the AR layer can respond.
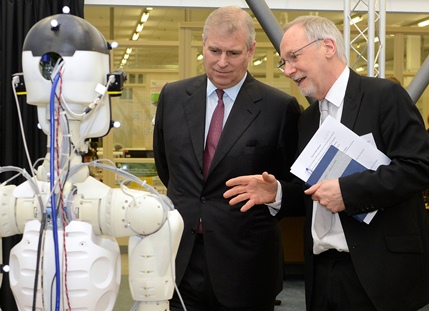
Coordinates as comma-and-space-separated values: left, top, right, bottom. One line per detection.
283, 62, 296, 77
218, 53, 229, 67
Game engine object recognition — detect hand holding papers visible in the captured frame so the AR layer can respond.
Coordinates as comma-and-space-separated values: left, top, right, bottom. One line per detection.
291, 116, 391, 224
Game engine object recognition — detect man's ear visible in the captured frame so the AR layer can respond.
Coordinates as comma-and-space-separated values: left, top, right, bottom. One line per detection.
323, 38, 336, 59
248, 41, 256, 58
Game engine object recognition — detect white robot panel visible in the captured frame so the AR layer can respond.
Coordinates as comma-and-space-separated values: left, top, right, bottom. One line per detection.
9, 220, 120, 311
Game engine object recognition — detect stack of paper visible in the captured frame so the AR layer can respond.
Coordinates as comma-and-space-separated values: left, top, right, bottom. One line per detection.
291, 116, 391, 224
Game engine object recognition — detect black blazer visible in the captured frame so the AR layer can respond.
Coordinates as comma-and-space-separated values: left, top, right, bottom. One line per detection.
153, 73, 300, 307
281, 69, 429, 311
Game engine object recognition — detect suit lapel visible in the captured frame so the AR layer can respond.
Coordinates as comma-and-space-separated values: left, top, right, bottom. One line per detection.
182, 75, 207, 170
208, 74, 261, 176
341, 70, 364, 130
299, 100, 320, 151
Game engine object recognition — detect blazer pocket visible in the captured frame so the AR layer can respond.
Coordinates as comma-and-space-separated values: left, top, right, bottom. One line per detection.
385, 235, 423, 254
249, 226, 278, 246
241, 145, 275, 155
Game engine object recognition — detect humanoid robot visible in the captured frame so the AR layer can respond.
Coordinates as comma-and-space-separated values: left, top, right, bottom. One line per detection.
0, 9, 183, 311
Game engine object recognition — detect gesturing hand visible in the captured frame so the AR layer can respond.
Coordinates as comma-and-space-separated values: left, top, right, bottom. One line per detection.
224, 172, 278, 212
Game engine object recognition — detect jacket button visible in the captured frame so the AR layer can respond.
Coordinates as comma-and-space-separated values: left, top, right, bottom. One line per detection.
201, 197, 207, 203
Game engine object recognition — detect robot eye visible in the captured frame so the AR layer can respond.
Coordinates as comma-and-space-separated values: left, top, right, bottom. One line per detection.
39, 52, 62, 80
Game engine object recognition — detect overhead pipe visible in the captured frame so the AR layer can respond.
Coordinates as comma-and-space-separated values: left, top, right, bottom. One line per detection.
245, 0, 284, 54
406, 56, 429, 104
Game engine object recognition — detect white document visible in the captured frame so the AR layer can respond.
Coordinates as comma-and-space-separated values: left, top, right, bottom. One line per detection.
291, 115, 390, 182
291, 116, 391, 224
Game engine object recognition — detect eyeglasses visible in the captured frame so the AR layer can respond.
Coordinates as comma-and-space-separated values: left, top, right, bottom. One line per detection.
277, 38, 323, 72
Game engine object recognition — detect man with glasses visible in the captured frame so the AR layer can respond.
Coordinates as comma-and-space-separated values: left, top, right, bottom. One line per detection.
277, 38, 323, 71
224, 15, 429, 311
153, 6, 301, 311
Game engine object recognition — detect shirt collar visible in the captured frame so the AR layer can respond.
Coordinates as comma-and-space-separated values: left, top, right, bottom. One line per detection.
325, 67, 349, 108
207, 72, 247, 101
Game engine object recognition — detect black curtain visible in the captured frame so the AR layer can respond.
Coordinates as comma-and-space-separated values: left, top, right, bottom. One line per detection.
0, 1, 84, 310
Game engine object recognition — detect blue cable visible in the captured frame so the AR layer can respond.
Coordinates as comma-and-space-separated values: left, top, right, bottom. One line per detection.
50, 73, 61, 311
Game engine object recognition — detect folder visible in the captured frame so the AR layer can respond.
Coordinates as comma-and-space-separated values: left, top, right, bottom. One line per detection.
306, 144, 373, 223
306, 145, 366, 186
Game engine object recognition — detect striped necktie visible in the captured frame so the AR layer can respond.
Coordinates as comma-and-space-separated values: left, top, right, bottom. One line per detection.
203, 89, 225, 179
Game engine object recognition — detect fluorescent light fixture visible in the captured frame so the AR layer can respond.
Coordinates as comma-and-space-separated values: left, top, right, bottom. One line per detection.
141, 12, 150, 23
124, 54, 130, 60
197, 54, 203, 60
126, 48, 133, 54
121, 59, 127, 65
356, 67, 364, 72
136, 23, 144, 32
253, 59, 263, 66
350, 15, 363, 25
418, 19, 429, 27
132, 32, 139, 41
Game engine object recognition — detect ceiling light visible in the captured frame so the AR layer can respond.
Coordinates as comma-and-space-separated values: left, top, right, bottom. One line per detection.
136, 23, 144, 32
124, 54, 130, 60
132, 32, 139, 41
121, 59, 127, 65
141, 12, 150, 23
418, 19, 429, 27
356, 67, 364, 72
253, 60, 263, 66
126, 48, 133, 54
350, 15, 363, 25
197, 54, 203, 61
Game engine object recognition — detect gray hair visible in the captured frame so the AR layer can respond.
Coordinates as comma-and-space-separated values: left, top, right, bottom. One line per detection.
203, 6, 256, 50
283, 15, 347, 63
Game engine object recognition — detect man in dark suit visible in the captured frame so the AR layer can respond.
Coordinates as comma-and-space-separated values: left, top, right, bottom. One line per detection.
224, 15, 429, 311
153, 6, 301, 311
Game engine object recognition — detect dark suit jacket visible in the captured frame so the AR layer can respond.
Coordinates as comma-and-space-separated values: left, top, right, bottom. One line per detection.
280, 69, 429, 311
153, 73, 300, 307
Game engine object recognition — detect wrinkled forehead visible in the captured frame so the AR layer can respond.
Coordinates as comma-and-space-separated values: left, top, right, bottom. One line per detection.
281, 25, 307, 54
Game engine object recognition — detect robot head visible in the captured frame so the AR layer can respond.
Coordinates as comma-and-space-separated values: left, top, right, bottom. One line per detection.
22, 11, 113, 140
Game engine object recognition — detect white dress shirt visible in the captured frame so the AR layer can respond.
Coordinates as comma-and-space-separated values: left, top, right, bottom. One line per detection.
205, 74, 246, 146
272, 67, 352, 254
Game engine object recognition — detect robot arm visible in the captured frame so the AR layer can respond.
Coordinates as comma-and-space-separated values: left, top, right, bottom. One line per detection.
71, 176, 184, 311
71, 176, 169, 238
